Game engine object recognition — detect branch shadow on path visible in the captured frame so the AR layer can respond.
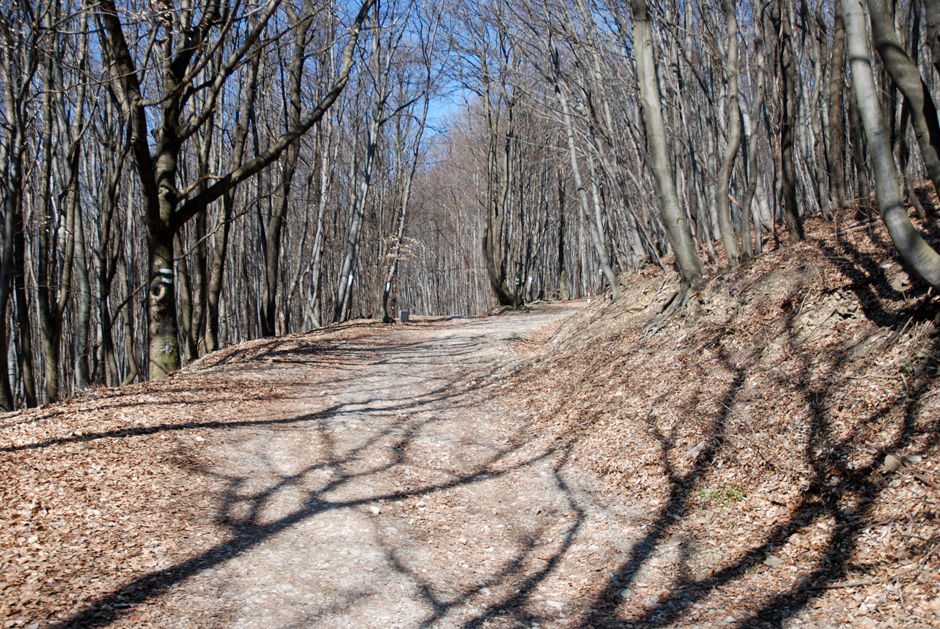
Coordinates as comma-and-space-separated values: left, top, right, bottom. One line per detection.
576, 246, 939, 627
50, 315, 592, 628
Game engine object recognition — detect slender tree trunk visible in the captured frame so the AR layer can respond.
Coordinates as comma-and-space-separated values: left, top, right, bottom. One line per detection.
262, 10, 313, 337
13, 216, 35, 406
481, 100, 515, 306
73, 185, 91, 390
120, 248, 139, 387
925, 0, 940, 79
843, 0, 940, 287
334, 115, 380, 322
206, 54, 259, 353
716, 0, 742, 267
828, 8, 848, 213
847, 81, 872, 216
630, 0, 703, 289
334, 11, 398, 322
772, 0, 805, 241
558, 197, 570, 300
36, 37, 79, 402
548, 33, 620, 299
867, 0, 940, 198
307, 120, 336, 328
0, 184, 17, 410
0, 54, 31, 408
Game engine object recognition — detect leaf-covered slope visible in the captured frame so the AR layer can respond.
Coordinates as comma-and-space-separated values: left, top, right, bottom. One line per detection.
513, 212, 940, 626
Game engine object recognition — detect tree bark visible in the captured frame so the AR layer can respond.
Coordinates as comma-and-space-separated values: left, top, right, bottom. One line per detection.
716, 0, 742, 267
925, 0, 940, 79
547, 32, 620, 299
262, 8, 314, 337
771, 0, 805, 241
847, 80, 872, 214
630, 0, 703, 289
867, 0, 940, 199
843, 0, 940, 288
97, 0, 376, 378
828, 8, 848, 213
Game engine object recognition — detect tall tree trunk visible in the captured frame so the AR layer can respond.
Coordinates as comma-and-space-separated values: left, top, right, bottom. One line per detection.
0, 178, 17, 410
847, 82, 872, 215
558, 197, 570, 301
120, 245, 139, 387
307, 119, 337, 328
36, 32, 78, 402
630, 0, 703, 289
97, 0, 376, 379
73, 184, 91, 390
548, 32, 620, 299
262, 9, 313, 337
716, 0, 742, 267
481, 101, 515, 306
334, 11, 397, 322
843, 0, 940, 287
0, 0, 40, 408
925, 0, 940, 79
828, 8, 848, 213
206, 52, 260, 354
867, 0, 940, 198
334, 115, 380, 322
772, 0, 805, 241
13, 213, 35, 407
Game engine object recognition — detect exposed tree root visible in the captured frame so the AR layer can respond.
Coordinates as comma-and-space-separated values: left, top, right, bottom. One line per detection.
643, 285, 701, 337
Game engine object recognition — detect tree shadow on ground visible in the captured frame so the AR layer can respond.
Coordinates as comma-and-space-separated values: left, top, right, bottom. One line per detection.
813, 231, 933, 330
26, 294, 938, 628
1, 334, 490, 454
46, 323, 590, 628
575, 248, 939, 627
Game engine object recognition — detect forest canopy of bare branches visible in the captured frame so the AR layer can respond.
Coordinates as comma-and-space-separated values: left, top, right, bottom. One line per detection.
2, 0, 939, 408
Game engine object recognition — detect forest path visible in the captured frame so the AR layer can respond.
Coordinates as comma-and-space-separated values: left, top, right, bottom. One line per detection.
153, 301, 645, 628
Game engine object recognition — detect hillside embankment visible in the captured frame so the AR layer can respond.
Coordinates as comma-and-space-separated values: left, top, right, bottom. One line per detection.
512, 207, 940, 627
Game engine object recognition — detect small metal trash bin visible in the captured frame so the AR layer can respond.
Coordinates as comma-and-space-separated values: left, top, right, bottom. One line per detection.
399, 309, 409, 323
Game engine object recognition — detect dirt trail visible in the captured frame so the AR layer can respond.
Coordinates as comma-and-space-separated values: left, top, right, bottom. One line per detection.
148, 302, 642, 628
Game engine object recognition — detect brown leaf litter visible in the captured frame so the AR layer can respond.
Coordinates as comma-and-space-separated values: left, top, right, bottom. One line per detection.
0, 206, 938, 628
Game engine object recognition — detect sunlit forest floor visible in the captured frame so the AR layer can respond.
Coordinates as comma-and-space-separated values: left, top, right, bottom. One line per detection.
515, 201, 940, 627
1, 201, 938, 628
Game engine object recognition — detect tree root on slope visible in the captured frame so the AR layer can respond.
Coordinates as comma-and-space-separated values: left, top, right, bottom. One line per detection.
643, 285, 701, 337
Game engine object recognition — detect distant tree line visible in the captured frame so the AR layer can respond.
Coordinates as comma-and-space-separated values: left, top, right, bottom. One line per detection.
1, 0, 939, 408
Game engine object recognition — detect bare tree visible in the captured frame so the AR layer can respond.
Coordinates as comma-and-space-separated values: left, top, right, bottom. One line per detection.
867, 0, 940, 199
716, 0, 743, 267
628, 0, 703, 290
0, 2, 41, 408
843, 0, 940, 287
770, 0, 806, 242
334, 1, 409, 322
97, 0, 376, 379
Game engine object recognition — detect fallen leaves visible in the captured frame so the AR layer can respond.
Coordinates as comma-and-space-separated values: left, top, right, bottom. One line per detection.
0, 324, 380, 627
512, 206, 940, 626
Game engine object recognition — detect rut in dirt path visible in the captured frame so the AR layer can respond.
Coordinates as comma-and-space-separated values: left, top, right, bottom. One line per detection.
68, 302, 651, 629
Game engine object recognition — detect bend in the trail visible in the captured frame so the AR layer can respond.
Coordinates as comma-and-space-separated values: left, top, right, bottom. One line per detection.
107, 302, 646, 629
